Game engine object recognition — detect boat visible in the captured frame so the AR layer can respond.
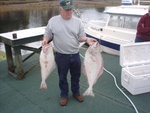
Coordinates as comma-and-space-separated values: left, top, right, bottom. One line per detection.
84, 0, 149, 55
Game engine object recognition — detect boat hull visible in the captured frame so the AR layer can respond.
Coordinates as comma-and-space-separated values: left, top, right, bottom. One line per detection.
86, 33, 120, 56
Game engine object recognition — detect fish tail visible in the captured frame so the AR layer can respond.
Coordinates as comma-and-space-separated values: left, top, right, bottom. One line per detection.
83, 87, 95, 97
40, 82, 47, 90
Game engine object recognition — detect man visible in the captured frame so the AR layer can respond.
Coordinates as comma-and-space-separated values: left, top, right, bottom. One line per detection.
135, 5, 150, 42
42, 0, 96, 106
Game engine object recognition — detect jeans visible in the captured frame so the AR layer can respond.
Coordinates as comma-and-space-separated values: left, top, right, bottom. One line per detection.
55, 52, 81, 98
135, 37, 145, 42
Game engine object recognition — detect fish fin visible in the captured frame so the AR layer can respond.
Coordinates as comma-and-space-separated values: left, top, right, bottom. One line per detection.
98, 59, 104, 77
83, 87, 95, 97
40, 82, 47, 90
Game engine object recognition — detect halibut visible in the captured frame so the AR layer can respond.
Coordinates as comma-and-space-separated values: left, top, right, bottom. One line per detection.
83, 42, 104, 96
39, 44, 55, 90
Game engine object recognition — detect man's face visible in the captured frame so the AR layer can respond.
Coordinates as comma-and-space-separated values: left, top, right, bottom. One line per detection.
60, 7, 72, 20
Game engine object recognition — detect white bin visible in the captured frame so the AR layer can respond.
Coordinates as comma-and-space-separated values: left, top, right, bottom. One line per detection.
120, 42, 150, 95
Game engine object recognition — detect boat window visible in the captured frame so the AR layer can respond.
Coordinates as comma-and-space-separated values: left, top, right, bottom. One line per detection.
108, 15, 140, 30
124, 17, 140, 29
108, 15, 124, 27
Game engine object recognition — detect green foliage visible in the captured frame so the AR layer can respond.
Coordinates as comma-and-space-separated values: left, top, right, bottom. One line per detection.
0, 51, 6, 61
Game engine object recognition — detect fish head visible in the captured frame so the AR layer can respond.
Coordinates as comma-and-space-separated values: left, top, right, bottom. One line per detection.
42, 44, 52, 55
92, 41, 99, 48
88, 41, 100, 55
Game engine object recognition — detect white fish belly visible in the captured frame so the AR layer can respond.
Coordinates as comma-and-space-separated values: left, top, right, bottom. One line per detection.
83, 42, 103, 96
39, 46, 55, 90
84, 52, 103, 86
84, 54, 102, 85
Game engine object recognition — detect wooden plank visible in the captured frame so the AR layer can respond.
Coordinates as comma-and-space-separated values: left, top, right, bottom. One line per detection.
0, 27, 45, 40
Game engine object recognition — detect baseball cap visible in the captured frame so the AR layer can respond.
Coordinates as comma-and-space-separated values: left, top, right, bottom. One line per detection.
60, 0, 73, 10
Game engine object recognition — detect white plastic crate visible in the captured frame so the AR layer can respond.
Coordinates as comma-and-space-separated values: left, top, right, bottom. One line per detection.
120, 42, 150, 95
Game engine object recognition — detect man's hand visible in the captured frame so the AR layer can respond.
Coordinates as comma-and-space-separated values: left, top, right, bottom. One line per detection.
86, 37, 97, 46
41, 36, 50, 46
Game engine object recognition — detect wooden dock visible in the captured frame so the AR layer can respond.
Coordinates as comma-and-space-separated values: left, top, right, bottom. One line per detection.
0, 26, 150, 113
0, 47, 150, 113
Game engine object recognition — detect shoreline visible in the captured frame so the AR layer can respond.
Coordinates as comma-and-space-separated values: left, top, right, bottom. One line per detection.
0, 1, 121, 12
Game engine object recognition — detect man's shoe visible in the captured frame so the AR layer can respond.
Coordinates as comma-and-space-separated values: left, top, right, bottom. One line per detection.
59, 97, 68, 106
73, 94, 84, 102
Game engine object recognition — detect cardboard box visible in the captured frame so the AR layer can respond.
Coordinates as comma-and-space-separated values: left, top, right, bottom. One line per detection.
120, 42, 150, 95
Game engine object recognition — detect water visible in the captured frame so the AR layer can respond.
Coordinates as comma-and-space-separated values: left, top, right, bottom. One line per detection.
0, 7, 59, 33
0, 7, 107, 53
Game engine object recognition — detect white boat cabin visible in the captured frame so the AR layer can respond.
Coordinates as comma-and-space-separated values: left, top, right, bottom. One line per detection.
84, 0, 149, 55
